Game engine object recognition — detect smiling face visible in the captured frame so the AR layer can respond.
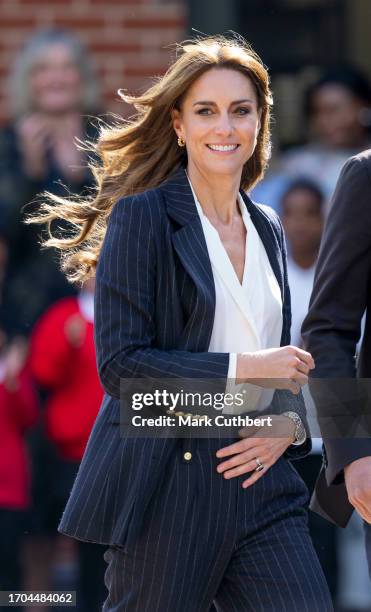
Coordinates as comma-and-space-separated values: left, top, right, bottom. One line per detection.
29, 43, 83, 114
172, 67, 261, 182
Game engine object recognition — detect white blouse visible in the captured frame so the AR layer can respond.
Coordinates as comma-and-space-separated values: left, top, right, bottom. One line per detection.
187, 177, 283, 414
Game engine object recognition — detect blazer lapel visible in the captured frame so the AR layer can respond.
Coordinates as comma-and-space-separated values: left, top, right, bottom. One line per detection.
160, 166, 216, 350
239, 190, 284, 301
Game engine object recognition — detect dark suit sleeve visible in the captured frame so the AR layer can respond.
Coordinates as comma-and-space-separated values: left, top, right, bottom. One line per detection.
302, 155, 371, 483
95, 192, 229, 399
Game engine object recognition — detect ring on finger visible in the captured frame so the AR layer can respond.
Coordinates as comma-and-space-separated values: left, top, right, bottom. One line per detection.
254, 457, 265, 472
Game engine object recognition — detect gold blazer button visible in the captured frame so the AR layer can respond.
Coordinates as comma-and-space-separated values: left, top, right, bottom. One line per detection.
183, 451, 192, 461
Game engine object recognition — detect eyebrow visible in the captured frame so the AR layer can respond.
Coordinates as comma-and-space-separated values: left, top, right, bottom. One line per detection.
193, 98, 255, 106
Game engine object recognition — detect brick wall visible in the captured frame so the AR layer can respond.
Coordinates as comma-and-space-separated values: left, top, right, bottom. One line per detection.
0, 0, 187, 124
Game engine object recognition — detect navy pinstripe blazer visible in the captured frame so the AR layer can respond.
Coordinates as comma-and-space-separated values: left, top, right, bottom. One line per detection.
58, 166, 311, 547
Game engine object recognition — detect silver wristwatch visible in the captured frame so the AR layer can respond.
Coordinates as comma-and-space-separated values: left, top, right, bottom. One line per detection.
282, 411, 307, 446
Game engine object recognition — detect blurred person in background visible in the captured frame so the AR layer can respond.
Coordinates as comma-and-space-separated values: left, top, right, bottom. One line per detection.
29, 277, 106, 612
0, 331, 39, 602
253, 67, 371, 215
281, 179, 324, 348
0, 27, 100, 337
282, 67, 371, 211
280, 180, 339, 598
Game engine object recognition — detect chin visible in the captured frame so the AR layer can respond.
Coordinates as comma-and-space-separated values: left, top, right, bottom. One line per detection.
204, 162, 243, 178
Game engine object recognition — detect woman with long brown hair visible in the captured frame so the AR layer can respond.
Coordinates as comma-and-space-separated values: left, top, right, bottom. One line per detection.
29, 36, 332, 611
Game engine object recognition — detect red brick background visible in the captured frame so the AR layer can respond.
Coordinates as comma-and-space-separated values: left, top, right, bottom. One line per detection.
0, 0, 187, 124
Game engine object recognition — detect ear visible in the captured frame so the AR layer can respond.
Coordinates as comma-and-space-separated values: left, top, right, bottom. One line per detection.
171, 107, 184, 139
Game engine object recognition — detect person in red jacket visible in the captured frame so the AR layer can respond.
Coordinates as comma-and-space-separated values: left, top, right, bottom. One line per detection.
29, 277, 106, 612
30, 277, 102, 461
0, 332, 38, 595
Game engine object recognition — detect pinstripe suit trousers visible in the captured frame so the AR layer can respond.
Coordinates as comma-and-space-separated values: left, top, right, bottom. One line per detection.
102, 437, 333, 612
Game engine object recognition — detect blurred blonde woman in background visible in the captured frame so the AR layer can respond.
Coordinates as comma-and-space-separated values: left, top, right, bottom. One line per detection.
0, 28, 100, 337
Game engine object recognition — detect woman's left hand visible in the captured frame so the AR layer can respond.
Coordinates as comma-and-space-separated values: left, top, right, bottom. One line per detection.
216, 414, 296, 488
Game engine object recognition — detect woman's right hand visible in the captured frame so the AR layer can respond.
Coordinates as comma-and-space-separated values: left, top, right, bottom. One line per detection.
236, 346, 315, 394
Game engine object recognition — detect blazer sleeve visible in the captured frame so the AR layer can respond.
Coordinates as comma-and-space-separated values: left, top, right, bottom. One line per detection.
95, 192, 230, 400
302, 155, 371, 482
302, 156, 371, 376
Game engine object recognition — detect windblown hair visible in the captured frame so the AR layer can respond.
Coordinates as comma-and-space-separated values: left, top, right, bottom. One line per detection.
27, 34, 273, 283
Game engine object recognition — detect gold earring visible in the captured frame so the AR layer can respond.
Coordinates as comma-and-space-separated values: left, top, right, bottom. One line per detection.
177, 136, 185, 147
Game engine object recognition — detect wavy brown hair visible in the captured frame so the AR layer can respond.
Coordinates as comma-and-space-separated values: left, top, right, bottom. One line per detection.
27, 34, 273, 283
